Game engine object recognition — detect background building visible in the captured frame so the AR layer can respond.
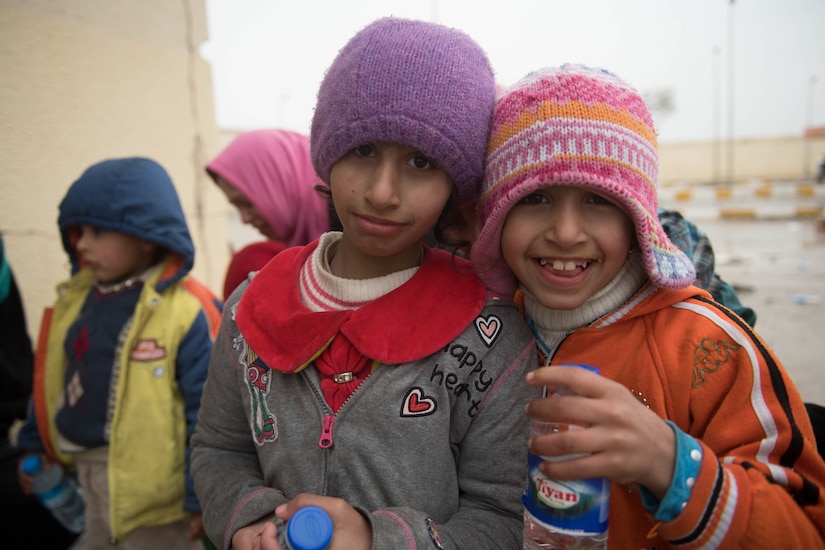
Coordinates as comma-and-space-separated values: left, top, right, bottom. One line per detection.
1, 1, 822, 341
1, 0, 230, 339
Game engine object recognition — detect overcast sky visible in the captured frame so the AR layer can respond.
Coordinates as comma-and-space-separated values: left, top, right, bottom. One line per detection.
201, 0, 825, 144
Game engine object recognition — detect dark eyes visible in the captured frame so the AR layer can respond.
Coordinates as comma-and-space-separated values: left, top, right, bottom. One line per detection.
350, 144, 435, 170
409, 155, 434, 170
519, 193, 548, 205
517, 191, 617, 207
589, 194, 614, 206
353, 144, 375, 157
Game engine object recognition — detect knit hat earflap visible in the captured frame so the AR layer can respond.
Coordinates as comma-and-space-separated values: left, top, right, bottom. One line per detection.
310, 17, 496, 205
471, 64, 696, 296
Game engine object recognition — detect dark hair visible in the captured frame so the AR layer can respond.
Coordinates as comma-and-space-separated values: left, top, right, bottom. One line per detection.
432, 191, 471, 256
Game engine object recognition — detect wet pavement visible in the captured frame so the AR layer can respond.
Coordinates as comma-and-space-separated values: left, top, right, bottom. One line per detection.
680, 216, 825, 405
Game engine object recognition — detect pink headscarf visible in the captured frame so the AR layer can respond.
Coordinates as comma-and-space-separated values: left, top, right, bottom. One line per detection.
207, 129, 329, 247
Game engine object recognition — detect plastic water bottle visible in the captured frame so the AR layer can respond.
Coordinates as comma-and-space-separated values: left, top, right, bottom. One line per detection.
273, 506, 333, 550
523, 364, 610, 549
21, 454, 85, 534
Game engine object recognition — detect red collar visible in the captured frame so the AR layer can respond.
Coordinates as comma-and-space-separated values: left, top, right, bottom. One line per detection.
236, 242, 486, 372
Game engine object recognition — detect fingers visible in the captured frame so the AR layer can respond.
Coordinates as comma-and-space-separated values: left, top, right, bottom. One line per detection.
274, 494, 372, 550
258, 522, 283, 550
525, 367, 678, 493
526, 365, 605, 397
232, 516, 275, 550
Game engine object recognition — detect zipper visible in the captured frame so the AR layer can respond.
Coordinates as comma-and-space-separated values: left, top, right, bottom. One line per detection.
314, 360, 379, 449
318, 415, 335, 449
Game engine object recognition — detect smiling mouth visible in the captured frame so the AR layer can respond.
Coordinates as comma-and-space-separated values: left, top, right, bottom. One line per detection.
537, 259, 596, 271
358, 214, 402, 226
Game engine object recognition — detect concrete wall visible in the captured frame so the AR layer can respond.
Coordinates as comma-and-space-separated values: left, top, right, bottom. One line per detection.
660, 134, 825, 186
0, 0, 230, 340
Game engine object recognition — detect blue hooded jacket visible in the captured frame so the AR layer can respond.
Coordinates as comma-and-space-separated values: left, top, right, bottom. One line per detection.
18, 157, 222, 539
58, 157, 195, 290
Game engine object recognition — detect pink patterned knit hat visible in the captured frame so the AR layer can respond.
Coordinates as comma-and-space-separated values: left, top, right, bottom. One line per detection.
471, 65, 695, 296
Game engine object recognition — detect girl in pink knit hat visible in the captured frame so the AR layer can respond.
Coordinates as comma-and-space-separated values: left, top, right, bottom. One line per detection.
192, 18, 538, 550
471, 64, 825, 548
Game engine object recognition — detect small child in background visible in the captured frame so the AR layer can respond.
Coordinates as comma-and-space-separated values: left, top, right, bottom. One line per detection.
471, 65, 825, 547
17, 157, 222, 549
191, 17, 538, 550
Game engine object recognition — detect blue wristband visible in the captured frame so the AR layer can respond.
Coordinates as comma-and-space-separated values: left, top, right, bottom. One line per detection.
639, 420, 702, 522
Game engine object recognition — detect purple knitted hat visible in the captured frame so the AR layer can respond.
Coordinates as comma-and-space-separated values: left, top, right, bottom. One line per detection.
471, 65, 696, 296
310, 17, 496, 205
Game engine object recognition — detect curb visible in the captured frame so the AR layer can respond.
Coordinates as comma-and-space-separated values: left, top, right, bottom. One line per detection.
659, 181, 825, 221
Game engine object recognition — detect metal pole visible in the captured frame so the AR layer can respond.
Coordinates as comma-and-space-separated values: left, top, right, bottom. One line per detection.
726, 0, 735, 185
713, 46, 721, 185
805, 76, 818, 179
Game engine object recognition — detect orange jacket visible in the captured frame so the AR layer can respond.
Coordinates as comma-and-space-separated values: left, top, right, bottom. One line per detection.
545, 283, 825, 548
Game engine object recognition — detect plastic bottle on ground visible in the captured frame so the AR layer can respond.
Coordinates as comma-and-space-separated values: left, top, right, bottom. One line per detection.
20, 454, 85, 534
523, 364, 610, 550
274, 506, 333, 550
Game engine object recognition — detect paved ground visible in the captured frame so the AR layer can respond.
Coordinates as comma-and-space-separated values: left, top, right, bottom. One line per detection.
660, 208, 825, 405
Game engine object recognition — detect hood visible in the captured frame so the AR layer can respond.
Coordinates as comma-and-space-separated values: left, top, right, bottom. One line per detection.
206, 129, 329, 247
58, 157, 195, 288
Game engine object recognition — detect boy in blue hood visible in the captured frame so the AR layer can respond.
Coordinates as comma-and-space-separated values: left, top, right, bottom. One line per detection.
16, 157, 222, 548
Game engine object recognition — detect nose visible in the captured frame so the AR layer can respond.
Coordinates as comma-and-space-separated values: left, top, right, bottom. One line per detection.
238, 205, 258, 225
75, 227, 91, 253
364, 160, 401, 209
545, 203, 586, 248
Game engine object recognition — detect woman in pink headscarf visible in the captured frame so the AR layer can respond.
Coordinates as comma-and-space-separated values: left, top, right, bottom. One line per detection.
207, 129, 330, 299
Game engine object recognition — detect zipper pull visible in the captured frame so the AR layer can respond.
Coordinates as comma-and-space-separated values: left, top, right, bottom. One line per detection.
318, 415, 335, 449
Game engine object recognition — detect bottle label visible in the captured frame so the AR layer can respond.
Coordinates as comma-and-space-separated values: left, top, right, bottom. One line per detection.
522, 451, 610, 535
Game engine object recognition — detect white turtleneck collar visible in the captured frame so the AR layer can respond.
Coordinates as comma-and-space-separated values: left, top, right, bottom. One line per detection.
299, 232, 419, 312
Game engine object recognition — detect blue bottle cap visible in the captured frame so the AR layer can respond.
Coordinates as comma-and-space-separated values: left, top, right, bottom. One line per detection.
21, 454, 43, 475
287, 506, 333, 550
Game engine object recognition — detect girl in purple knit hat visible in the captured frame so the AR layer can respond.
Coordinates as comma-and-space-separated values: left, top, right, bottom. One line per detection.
471, 64, 825, 548
191, 17, 538, 550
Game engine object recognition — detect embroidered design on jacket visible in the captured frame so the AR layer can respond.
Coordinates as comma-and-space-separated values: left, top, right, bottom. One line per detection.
692, 337, 742, 388
474, 314, 502, 347
130, 339, 167, 361
237, 336, 278, 445
425, 517, 445, 549
429, 343, 495, 418
401, 387, 437, 417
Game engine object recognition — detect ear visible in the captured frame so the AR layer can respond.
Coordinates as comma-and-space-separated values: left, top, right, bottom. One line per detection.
140, 240, 164, 264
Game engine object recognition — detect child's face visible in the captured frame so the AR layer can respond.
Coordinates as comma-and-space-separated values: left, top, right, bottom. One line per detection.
501, 185, 635, 310
215, 177, 279, 241
74, 225, 159, 284
328, 141, 452, 278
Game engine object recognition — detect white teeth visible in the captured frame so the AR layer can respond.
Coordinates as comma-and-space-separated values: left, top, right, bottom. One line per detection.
543, 260, 590, 271
552, 260, 578, 271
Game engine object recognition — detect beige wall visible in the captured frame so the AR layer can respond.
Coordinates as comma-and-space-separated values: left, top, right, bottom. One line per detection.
1, 0, 230, 340
660, 135, 825, 187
